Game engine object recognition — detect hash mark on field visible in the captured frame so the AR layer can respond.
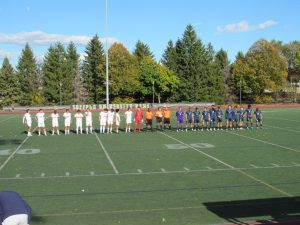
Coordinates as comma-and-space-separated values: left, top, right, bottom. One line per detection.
160, 168, 166, 173
137, 169, 143, 173
206, 166, 213, 170
183, 167, 190, 171
90, 171, 95, 176
250, 164, 259, 168
41, 173, 45, 178
271, 163, 279, 167
15, 174, 20, 178
65, 172, 70, 176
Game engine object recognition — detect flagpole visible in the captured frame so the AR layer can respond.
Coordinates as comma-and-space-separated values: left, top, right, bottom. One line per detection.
105, 0, 109, 107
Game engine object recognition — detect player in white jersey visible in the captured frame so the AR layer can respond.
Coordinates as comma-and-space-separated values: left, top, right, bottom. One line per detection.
22, 109, 32, 136
51, 110, 60, 135
85, 108, 93, 134
124, 107, 132, 133
99, 109, 108, 134
36, 109, 47, 136
63, 109, 72, 135
74, 110, 84, 134
115, 109, 121, 133
107, 109, 114, 134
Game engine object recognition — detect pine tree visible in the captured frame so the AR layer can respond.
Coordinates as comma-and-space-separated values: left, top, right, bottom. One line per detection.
43, 43, 73, 105
0, 58, 21, 107
16, 43, 39, 105
82, 35, 105, 103
133, 40, 154, 63
161, 40, 177, 72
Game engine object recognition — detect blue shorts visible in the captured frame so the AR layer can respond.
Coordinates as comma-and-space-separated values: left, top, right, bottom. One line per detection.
177, 119, 184, 124
239, 117, 244, 122
217, 118, 222, 123
256, 118, 262, 122
227, 118, 232, 122
233, 117, 238, 122
247, 116, 252, 121
187, 119, 193, 123
194, 119, 200, 123
204, 118, 209, 122
211, 118, 216, 122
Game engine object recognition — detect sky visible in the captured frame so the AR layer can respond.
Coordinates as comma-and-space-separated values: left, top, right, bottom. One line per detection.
0, 0, 299, 65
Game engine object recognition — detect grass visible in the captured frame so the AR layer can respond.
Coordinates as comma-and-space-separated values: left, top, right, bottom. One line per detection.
0, 108, 300, 225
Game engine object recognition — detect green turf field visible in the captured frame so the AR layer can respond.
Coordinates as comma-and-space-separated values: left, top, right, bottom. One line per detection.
0, 108, 300, 225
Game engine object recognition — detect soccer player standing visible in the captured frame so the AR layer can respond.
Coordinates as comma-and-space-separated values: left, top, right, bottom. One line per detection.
115, 109, 121, 133
63, 109, 72, 135
163, 107, 171, 130
85, 108, 93, 134
202, 107, 210, 131
145, 108, 153, 131
36, 109, 47, 136
185, 107, 193, 131
254, 108, 263, 129
134, 107, 143, 133
225, 105, 233, 130
124, 107, 133, 133
245, 104, 253, 129
193, 107, 201, 131
74, 110, 84, 134
107, 109, 114, 134
216, 106, 223, 130
232, 105, 239, 130
51, 110, 60, 135
99, 109, 108, 134
209, 105, 216, 131
239, 106, 245, 129
22, 109, 32, 136
176, 107, 184, 132
155, 107, 163, 130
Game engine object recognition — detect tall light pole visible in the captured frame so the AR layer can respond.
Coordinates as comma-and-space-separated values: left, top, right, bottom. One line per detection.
105, 0, 109, 107
239, 77, 242, 105
59, 82, 62, 106
152, 80, 155, 104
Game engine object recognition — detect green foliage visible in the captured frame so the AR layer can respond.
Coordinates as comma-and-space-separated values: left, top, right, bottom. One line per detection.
254, 95, 273, 104
133, 40, 154, 62
43, 43, 73, 105
82, 35, 105, 103
0, 58, 21, 106
232, 39, 288, 101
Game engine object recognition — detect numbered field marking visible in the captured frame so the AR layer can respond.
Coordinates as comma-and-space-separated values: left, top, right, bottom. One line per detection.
65, 172, 70, 176
0, 149, 40, 156
15, 174, 20, 178
183, 167, 190, 171
41, 173, 45, 178
137, 169, 143, 173
160, 168, 166, 173
90, 171, 95, 176
165, 143, 215, 150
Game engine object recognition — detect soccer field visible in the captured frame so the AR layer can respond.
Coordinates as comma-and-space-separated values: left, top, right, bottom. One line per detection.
0, 108, 300, 225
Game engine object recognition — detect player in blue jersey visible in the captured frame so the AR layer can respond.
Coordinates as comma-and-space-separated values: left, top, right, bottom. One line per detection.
185, 107, 194, 131
176, 107, 185, 132
216, 106, 223, 130
193, 107, 201, 131
239, 106, 245, 129
245, 104, 253, 129
232, 105, 239, 130
225, 105, 233, 130
201, 107, 210, 131
209, 105, 216, 131
254, 107, 263, 129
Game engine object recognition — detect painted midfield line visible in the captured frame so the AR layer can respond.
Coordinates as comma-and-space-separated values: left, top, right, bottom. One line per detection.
1, 163, 300, 180
94, 133, 119, 174
159, 131, 293, 197
268, 117, 300, 123
264, 124, 300, 133
226, 131, 300, 153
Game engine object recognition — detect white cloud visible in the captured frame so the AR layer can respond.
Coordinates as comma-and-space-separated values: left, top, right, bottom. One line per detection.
217, 20, 278, 33
0, 31, 119, 46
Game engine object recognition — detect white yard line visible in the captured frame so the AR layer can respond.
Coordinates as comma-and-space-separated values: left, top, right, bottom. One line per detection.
94, 133, 119, 174
0, 115, 18, 124
268, 117, 300, 123
264, 125, 300, 133
226, 131, 300, 153
159, 131, 293, 197
0, 163, 299, 180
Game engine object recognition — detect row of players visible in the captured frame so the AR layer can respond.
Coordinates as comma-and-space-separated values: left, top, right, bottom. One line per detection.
22, 104, 263, 136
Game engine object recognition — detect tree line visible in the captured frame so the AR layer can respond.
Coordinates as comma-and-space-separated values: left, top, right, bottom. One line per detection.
0, 24, 299, 107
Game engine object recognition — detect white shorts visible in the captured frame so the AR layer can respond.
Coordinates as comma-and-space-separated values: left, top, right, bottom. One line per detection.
107, 119, 113, 125
115, 121, 120, 126
86, 119, 92, 127
2, 214, 28, 225
100, 120, 106, 126
38, 121, 45, 128
26, 122, 32, 127
126, 119, 132, 124
52, 121, 59, 127
65, 120, 71, 127
76, 122, 82, 128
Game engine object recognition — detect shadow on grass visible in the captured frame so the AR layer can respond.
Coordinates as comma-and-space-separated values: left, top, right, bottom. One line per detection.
0, 139, 22, 145
204, 196, 300, 224
31, 215, 46, 223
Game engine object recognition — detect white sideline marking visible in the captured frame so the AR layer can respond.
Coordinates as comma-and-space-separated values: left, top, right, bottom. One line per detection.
271, 163, 279, 167
268, 117, 300, 123
90, 171, 95, 176
265, 125, 300, 133
159, 131, 293, 197
15, 174, 20, 178
183, 167, 190, 171
160, 168, 166, 173
65, 172, 70, 176
0, 115, 18, 124
41, 173, 45, 178
250, 164, 258, 168
137, 169, 143, 173
94, 134, 119, 174
1, 163, 300, 180
226, 131, 300, 153
292, 162, 300, 166
206, 166, 213, 170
